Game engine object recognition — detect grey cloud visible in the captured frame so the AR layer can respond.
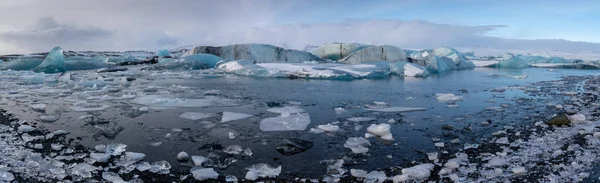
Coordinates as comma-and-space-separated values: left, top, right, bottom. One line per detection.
0, 17, 115, 52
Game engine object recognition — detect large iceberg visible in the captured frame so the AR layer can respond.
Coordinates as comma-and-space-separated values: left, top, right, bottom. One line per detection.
217, 60, 429, 79
340, 45, 408, 64
149, 54, 223, 70
33, 46, 67, 73
430, 47, 475, 69
311, 43, 371, 61
406, 47, 475, 73
491, 53, 573, 68
156, 49, 171, 57
0, 58, 44, 71
184, 44, 323, 63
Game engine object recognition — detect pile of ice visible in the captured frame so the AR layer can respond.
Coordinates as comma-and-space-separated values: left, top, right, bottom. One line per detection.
184, 43, 323, 63
217, 60, 430, 79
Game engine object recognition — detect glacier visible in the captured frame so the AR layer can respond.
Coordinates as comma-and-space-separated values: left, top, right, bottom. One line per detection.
311, 43, 371, 61
184, 44, 323, 63
340, 45, 408, 64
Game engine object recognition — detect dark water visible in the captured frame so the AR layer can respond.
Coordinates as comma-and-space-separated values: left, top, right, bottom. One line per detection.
12, 67, 600, 178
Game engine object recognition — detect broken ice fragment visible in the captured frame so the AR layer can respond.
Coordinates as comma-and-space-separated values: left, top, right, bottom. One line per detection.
30, 103, 46, 112
225, 175, 238, 182
179, 112, 216, 120
132, 95, 238, 108
90, 153, 111, 163
260, 113, 311, 131
344, 137, 371, 154
351, 169, 368, 178
511, 166, 526, 174
366, 123, 394, 140
105, 143, 127, 156
393, 163, 435, 182
366, 171, 387, 183
191, 167, 219, 181
177, 152, 190, 161
221, 112, 253, 122
266, 106, 305, 114
316, 123, 340, 133
191, 156, 207, 166
0, 171, 14, 182
102, 171, 124, 182
40, 115, 59, 122
347, 117, 376, 122
276, 138, 314, 156
224, 145, 244, 155
435, 93, 463, 102
17, 125, 35, 133
71, 102, 109, 112
367, 107, 426, 112
149, 161, 171, 174
245, 163, 282, 181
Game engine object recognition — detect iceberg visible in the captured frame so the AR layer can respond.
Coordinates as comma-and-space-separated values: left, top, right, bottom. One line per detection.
423, 55, 457, 73
218, 60, 429, 79
33, 46, 66, 73
185, 44, 322, 63
340, 45, 408, 64
492, 53, 573, 68
431, 47, 475, 69
311, 43, 371, 61
260, 113, 311, 131
0, 58, 44, 71
150, 54, 223, 70
156, 49, 171, 57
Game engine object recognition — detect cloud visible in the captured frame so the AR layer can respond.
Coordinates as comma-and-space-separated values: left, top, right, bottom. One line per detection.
0, 17, 115, 52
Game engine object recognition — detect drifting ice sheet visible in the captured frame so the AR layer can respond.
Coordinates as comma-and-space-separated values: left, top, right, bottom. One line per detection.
221, 112, 253, 122
132, 95, 238, 108
260, 113, 311, 131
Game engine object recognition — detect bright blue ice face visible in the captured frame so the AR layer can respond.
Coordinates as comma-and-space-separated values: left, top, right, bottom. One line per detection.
33, 46, 66, 73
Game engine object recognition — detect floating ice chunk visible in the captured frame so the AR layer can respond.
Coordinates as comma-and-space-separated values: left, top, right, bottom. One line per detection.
221, 112, 253, 122
224, 145, 244, 155
124, 152, 146, 162
191, 156, 207, 166
0, 171, 14, 182
434, 142, 445, 148
70, 102, 109, 112
149, 161, 171, 174
366, 123, 394, 141
156, 49, 171, 57
245, 163, 282, 181
150, 142, 162, 146
132, 95, 238, 108
40, 115, 59, 122
511, 166, 526, 174
569, 114, 586, 123
17, 125, 35, 133
344, 137, 371, 154
90, 153, 111, 163
495, 137, 509, 144
179, 112, 216, 120
30, 103, 46, 112
435, 93, 463, 102
139, 107, 149, 112
366, 171, 387, 183
243, 148, 253, 156
427, 152, 439, 161
105, 143, 127, 156
191, 167, 219, 181
70, 163, 98, 179
225, 175, 238, 182
266, 106, 305, 114
334, 107, 346, 114
347, 117, 376, 122
21, 73, 45, 85
392, 164, 435, 182
102, 171, 124, 182
33, 47, 66, 73
260, 113, 311, 131
351, 169, 368, 178
317, 124, 340, 132
177, 152, 190, 161
367, 107, 426, 112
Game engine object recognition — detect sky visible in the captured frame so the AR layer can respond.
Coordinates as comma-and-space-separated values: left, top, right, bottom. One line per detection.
0, 0, 599, 56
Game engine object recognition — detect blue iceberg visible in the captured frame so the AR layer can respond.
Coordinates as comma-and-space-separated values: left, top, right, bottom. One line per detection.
340, 45, 408, 64
33, 46, 66, 73
0, 57, 44, 71
148, 54, 223, 70
185, 44, 322, 63
311, 43, 371, 61
157, 49, 171, 57
492, 54, 572, 68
